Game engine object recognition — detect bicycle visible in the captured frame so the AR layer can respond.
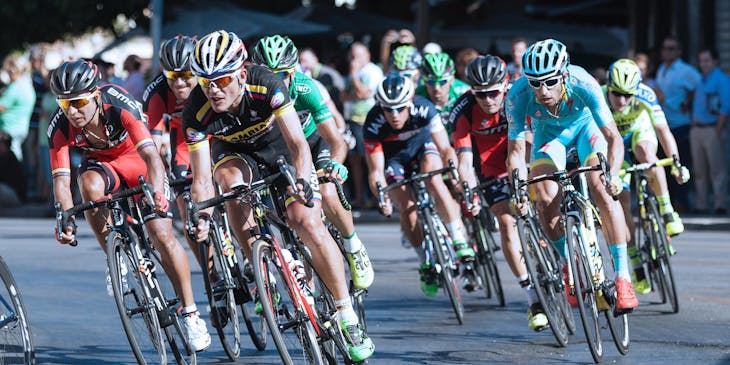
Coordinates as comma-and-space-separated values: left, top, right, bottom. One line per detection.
618, 156, 680, 313
0, 256, 34, 364
460, 179, 505, 307
376, 162, 464, 325
55, 176, 196, 365
508, 170, 576, 347
515, 152, 629, 363
181, 179, 267, 361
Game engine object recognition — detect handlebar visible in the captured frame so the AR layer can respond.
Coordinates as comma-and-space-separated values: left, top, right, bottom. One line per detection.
278, 156, 315, 209
54, 175, 155, 247
375, 159, 459, 216
618, 155, 679, 177
319, 165, 351, 211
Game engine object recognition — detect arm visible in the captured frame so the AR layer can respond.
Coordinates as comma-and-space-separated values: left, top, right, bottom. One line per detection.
599, 120, 624, 174
654, 123, 679, 159
432, 127, 457, 169
316, 119, 347, 163
327, 99, 347, 131
507, 139, 528, 182
277, 107, 314, 185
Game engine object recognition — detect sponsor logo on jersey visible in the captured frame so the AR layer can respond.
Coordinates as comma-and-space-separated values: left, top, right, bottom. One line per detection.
295, 83, 311, 94
411, 104, 431, 119
186, 128, 207, 143
220, 118, 274, 142
142, 75, 165, 102
271, 89, 286, 109
535, 110, 542, 118
108, 87, 143, 113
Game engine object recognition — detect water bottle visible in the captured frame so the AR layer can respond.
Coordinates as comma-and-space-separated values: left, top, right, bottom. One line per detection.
280, 248, 312, 305
582, 211, 605, 284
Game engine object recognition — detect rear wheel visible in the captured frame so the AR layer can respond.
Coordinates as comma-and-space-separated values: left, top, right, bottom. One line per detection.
0, 256, 34, 364
473, 212, 505, 306
107, 232, 166, 364
517, 219, 569, 347
566, 217, 603, 363
647, 197, 679, 313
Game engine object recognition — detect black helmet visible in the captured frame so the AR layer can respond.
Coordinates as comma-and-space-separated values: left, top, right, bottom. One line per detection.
50, 60, 101, 96
465, 55, 508, 87
159, 35, 196, 71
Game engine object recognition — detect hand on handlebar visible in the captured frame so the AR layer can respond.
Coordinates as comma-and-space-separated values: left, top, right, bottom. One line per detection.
324, 160, 349, 183
189, 212, 211, 243
670, 164, 690, 185
509, 196, 528, 217
461, 192, 481, 217
153, 191, 169, 216
607, 174, 623, 197
55, 219, 77, 245
287, 178, 314, 207
378, 195, 393, 217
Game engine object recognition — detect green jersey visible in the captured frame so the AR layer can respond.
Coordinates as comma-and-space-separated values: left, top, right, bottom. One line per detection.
415, 78, 471, 133
289, 71, 333, 138
602, 83, 667, 137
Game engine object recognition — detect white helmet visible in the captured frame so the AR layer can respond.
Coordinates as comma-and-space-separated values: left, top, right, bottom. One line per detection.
376, 73, 415, 108
192, 30, 247, 77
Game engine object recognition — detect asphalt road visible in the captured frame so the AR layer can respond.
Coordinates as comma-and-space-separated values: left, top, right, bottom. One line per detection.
1, 218, 729, 364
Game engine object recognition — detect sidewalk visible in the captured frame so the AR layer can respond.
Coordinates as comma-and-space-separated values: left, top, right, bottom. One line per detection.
4, 203, 730, 231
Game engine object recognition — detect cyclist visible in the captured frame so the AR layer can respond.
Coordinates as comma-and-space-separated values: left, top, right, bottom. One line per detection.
48, 59, 211, 351
251, 34, 374, 290
389, 45, 423, 85
604, 59, 690, 293
183, 30, 373, 361
365, 73, 475, 297
415, 52, 471, 134
506, 39, 638, 313
451, 55, 547, 330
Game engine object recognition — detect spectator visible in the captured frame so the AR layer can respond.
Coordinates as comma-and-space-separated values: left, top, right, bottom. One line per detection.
506, 37, 527, 81
299, 48, 346, 110
94, 59, 123, 86
122, 54, 145, 101
379, 29, 416, 69
634, 52, 665, 104
0, 53, 36, 205
656, 36, 701, 213
26, 46, 49, 202
342, 42, 384, 209
455, 47, 479, 83
591, 66, 608, 85
690, 48, 730, 215
422, 42, 442, 55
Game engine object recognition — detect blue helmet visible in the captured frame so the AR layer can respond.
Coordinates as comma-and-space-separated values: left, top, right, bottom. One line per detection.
522, 39, 569, 79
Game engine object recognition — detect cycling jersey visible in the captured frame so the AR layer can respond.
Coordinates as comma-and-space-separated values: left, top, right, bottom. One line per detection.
507, 65, 612, 168
183, 65, 294, 167
450, 92, 509, 179
603, 83, 667, 136
415, 78, 471, 132
363, 95, 444, 158
143, 74, 192, 181
48, 84, 154, 189
289, 71, 333, 138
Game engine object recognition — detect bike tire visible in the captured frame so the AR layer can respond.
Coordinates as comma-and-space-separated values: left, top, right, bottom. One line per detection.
474, 212, 505, 306
565, 217, 603, 363
425, 211, 464, 325
253, 239, 325, 365
234, 256, 268, 351
647, 198, 679, 313
328, 221, 369, 335
165, 312, 197, 365
107, 232, 167, 364
199, 221, 241, 360
0, 256, 34, 365
516, 219, 569, 347
539, 223, 576, 335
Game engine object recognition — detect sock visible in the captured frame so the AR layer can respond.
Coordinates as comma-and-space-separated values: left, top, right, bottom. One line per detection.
551, 236, 567, 258
343, 231, 362, 253
182, 305, 198, 317
518, 275, 539, 305
446, 220, 467, 244
609, 243, 630, 280
335, 298, 358, 324
657, 193, 674, 215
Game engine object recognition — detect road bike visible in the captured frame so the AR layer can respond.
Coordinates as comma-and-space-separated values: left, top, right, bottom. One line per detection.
0, 255, 34, 364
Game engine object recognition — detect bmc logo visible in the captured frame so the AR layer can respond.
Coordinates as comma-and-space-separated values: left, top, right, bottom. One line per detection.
108, 87, 143, 113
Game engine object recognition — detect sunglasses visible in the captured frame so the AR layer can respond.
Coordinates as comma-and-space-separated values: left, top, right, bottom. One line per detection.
425, 78, 450, 87
383, 105, 407, 114
472, 89, 502, 99
198, 73, 238, 89
528, 77, 562, 89
610, 90, 635, 98
164, 70, 194, 81
57, 94, 95, 110
274, 70, 293, 79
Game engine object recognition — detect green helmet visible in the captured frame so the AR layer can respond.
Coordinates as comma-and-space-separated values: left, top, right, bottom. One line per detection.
390, 45, 422, 71
608, 58, 642, 95
420, 52, 455, 79
251, 35, 299, 71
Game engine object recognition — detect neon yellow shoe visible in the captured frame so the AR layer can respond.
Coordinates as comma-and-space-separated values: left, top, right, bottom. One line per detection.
346, 247, 375, 289
340, 320, 375, 362
631, 269, 652, 295
527, 303, 549, 331
453, 241, 475, 261
254, 291, 280, 315
663, 212, 684, 237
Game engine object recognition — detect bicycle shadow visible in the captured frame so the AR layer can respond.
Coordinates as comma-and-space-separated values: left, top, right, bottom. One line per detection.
34, 345, 143, 365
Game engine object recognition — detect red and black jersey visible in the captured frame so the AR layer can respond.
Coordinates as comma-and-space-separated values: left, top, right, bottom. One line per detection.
143, 74, 187, 133
449, 92, 509, 179
47, 84, 154, 178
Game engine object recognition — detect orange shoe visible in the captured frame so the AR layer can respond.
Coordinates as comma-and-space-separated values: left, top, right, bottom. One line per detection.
615, 277, 639, 311
563, 265, 578, 307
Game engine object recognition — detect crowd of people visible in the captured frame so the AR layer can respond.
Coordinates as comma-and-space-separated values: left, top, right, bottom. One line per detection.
0, 26, 728, 361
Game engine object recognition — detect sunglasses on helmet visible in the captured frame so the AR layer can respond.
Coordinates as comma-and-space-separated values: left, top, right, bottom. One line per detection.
164, 70, 194, 81
57, 93, 96, 110
198, 73, 238, 89
527, 76, 562, 89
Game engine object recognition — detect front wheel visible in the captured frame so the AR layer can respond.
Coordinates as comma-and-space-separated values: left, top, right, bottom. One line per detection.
647, 197, 679, 313
0, 256, 34, 364
566, 217, 603, 363
471, 212, 505, 307
107, 232, 166, 364
425, 211, 464, 325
